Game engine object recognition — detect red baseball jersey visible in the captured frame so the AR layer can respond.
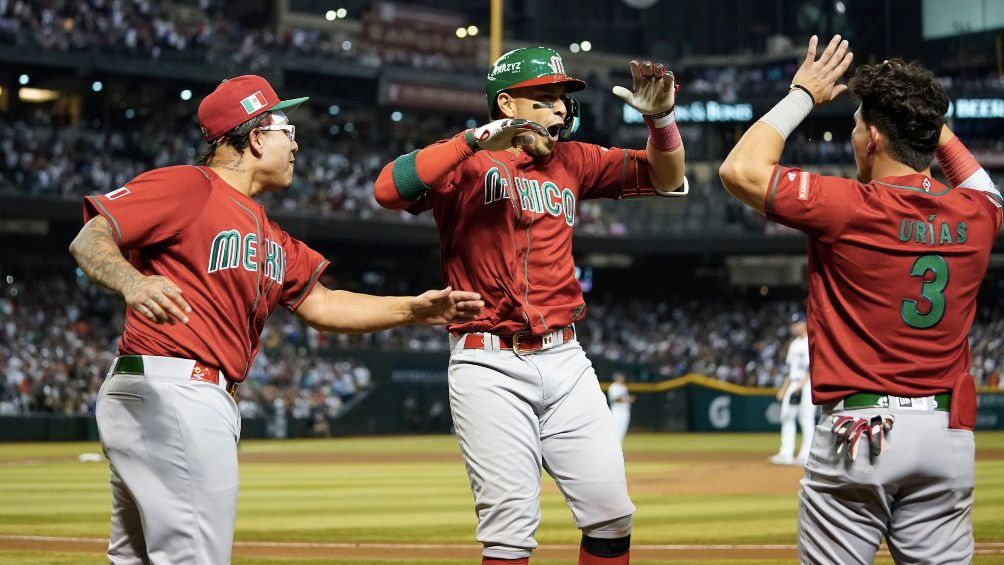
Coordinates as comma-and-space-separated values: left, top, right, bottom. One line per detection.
83, 165, 329, 382
407, 142, 662, 335
766, 166, 1003, 403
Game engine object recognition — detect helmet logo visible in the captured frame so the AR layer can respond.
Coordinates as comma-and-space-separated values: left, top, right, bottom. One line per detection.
549, 56, 565, 75
491, 61, 522, 78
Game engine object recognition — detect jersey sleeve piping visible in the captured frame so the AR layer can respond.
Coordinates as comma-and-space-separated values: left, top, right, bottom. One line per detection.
285, 259, 330, 312
191, 165, 211, 181
874, 180, 950, 196
84, 195, 124, 246
764, 165, 783, 219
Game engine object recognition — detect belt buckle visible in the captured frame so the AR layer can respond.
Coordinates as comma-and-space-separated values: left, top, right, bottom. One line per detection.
226, 381, 239, 400
512, 331, 536, 355
893, 396, 928, 411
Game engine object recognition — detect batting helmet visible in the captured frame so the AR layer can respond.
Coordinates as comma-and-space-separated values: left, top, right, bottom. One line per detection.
486, 47, 586, 134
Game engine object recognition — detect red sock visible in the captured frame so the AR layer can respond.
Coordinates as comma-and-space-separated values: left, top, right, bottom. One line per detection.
578, 547, 629, 564
482, 558, 529, 565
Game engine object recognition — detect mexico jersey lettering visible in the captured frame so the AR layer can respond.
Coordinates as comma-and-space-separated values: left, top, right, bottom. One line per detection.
766, 166, 1002, 403
83, 165, 329, 381
409, 142, 663, 335
207, 229, 287, 283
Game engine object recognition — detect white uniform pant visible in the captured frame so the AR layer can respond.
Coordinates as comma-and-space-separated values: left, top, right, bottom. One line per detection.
96, 356, 241, 565
799, 404, 973, 564
779, 390, 817, 461
448, 337, 635, 560
611, 406, 630, 444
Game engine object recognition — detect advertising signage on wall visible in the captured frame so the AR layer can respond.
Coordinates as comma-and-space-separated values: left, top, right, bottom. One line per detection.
623, 101, 754, 124
950, 99, 1004, 119
623, 98, 1004, 125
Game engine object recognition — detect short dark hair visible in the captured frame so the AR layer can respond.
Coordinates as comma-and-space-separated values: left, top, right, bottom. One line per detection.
195, 112, 273, 166
848, 59, 949, 171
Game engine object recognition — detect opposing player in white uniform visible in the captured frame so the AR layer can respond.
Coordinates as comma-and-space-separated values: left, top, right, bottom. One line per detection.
607, 372, 635, 444
771, 313, 815, 465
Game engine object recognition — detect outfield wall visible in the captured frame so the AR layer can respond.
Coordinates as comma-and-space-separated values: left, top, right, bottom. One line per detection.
2, 372, 1002, 441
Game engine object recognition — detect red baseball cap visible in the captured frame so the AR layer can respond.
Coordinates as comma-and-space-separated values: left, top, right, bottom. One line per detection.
198, 75, 308, 141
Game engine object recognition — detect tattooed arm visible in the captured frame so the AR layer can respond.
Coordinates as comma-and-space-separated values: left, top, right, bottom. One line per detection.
69, 216, 191, 324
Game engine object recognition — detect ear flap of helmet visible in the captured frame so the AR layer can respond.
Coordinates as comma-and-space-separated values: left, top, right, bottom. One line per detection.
559, 96, 580, 140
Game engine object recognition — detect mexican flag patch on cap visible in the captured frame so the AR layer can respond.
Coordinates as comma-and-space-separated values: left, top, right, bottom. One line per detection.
240, 91, 268, 114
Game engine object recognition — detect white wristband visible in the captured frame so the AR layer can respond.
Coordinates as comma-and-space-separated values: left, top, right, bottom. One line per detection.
649, 111, 676, 128
758, 90, 813, 139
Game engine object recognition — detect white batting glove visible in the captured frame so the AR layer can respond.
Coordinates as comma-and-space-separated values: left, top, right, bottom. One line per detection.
612, 60, 676, 116
467, 119, 548, 152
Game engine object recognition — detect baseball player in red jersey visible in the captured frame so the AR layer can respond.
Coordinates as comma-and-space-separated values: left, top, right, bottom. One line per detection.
68, 75, 483, 564
374, 47, 687, 565
720, 35, 1002, 564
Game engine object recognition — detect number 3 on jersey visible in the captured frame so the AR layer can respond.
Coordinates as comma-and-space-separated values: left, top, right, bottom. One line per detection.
901, 254, 949, 329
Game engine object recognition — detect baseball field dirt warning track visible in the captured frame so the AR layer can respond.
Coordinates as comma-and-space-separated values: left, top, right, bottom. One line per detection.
6, 534, 1004, 561
3, 433, 1004, 564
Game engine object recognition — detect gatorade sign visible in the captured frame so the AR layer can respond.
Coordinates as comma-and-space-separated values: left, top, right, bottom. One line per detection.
709, 396, 731, 429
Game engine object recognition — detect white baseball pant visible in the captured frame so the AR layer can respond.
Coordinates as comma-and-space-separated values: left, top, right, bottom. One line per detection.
448, 334, 635, 560
97, 356, 241, 564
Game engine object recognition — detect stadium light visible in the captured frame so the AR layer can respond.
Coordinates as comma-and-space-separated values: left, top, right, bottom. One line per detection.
391, 111, 403, 122
570, 43, 581, 53
325, 10, 336, 21
91, 81, 103, 92
344, 122, 355, 132
456, 27, 468, 38
823, 131, 833, 142
125, 108, 136, 119
341, 40, 352, 51
835, 1, 846, 14
180, 89, 192, 101
18, 88, 58, 103
336, 8, 347, 18
580, 40, 592, 52
467, 25, 479, 36
329, 125, 340, 135
18, 74, 28, 85
328, 104, 340, 116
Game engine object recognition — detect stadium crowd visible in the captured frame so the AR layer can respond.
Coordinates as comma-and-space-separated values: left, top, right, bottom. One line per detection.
0, 0, 480, 74
0, 269, 374, 421
0, 0, 275, 70
1, 113, 895, 237
2, 268, 1001, 417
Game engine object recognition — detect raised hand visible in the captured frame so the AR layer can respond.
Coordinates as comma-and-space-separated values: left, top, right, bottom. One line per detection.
409, 287, 484, 325
470, 119, 548, 151
123, 275, 191, 324
790, 34, 854, 107
612, 60, 676, 116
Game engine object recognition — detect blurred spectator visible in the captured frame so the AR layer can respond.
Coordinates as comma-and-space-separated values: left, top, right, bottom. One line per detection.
3, 267, 1001, 416
0, 113, 878, 237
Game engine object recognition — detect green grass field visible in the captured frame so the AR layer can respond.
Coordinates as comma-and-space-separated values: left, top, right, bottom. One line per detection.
2, 432, 1003, 563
